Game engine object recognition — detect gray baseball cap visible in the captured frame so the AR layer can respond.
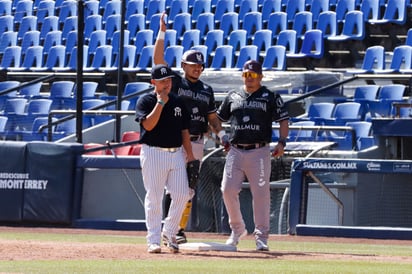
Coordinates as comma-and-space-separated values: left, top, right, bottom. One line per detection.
151, 64, 174, 80
181, 50, 205, 65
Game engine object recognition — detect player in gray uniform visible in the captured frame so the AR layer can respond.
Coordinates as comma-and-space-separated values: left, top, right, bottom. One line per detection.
217, 60, 289, 251
135, 64, 195, 254
154, 12, 225, 243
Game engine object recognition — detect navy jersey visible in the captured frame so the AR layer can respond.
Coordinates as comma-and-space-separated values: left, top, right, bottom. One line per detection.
217, 86, 289, 144
135, 92, 190, 148
171, 73, 217, 135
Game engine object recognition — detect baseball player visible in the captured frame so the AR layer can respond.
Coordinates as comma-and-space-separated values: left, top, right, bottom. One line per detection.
153, 12, 225, 244
217, 60, 289, 251
135, 64, 195, 254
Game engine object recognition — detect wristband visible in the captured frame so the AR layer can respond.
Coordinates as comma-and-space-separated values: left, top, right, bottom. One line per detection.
157, 99, 165, 106
157, 30, 165, 40
217, 130, 226, 140
278, 137, 287, 147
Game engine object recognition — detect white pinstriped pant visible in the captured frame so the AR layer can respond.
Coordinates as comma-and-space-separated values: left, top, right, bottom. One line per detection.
140, 144, 191, 245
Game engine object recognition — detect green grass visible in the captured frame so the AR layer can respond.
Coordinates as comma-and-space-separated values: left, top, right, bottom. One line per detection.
0, 231, 411, 274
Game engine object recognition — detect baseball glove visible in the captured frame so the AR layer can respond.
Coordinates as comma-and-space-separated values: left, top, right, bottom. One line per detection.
186, 160, 200, 189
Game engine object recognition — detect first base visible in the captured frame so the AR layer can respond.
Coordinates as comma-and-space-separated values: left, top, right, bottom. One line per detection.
179, 242, 237, 252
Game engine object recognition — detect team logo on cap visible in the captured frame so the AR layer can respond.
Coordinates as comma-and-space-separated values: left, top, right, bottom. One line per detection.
247, 64, 254, 70
161, 67, 168, 75
196, 53, 203, 62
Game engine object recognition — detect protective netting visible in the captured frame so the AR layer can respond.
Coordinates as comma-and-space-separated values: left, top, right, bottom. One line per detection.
194, 150, 293, 234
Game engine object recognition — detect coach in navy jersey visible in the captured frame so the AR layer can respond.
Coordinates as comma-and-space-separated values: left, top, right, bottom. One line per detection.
136, 64, 195, 254
217, 60, 289, 251
153, 12, 225, 244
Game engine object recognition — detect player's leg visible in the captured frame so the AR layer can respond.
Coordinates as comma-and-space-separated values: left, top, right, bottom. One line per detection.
244, 146, 271, 251
221, 147, 247, 246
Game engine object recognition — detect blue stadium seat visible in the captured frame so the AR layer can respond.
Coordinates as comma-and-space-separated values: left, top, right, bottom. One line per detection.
74, 81, 98, 99
58, 0, 77, 25
168, 0, 188, 23
228, 29, 247, 56
375, 45, 412, 73
276, 29, 297, 57
84, 0, 99, 18
346, 45, 385, 74
182, 29, 200, 51
204, 29, 224, 56
345, 121, 375, 150
105, 14, 121, 42
61, 16, 78, 42
87, 30, 107, 57
262, 45, 286, 71
242, 11, 262, 40
125, 0, 144, 20
323, 102, 362, 126
0, 46, 22, 70
238, 0, 258, 22
13, 98, 53, 131
19, 82, 42, 98
20, 116, 53, 141
316, 11, 337, 39
11, 45, 44, 71
288, 29, 324, 59
220, 12, 239, 41
292, 11, 313, 39
353, 85, 380, 102
36, 0, 55, 24
52, 118, 76, 140
214, 0, 234, 24
164, 29, 177, 48
267, 11, 287, 40
39, 15, 59, 41
309, 0, 329, 22
164, 45, 184, 68
64, 30, 78, 57
84, 14, 102, 40
289, 120, 316, 141
17, 15, 37, 41
172, 12, 191, 40
328, 10, 365, 42
0, 0, 11, 15
148, 13, 162, 38
209, 45, 233, 70
293, 102, 335, 124
261, 0, 282, 27
196, 12, 214, 42
136, 45, 154, 71
87, 45, 114, 72
102, 0, 121, 23
360, 0, 381, 22
0, 31, 17, 55
0, 15, 13, 34
127, 14, 145, 42
21, 30, 40, 54
378, 0, 406, 25
43, 44, 67, 71
124, 81, 152, 110
285, 0, 305, 23
146, 0, 166, 20
335, 0, 356, 22
235, 45, 258, 69
191, 0, 211, 24
252, 29, 272, 57
42, 30, 62, 57
111, 30, 130, 56
134, 29, 153, 58
14, 0, 33, 24
66, 45, 89, 71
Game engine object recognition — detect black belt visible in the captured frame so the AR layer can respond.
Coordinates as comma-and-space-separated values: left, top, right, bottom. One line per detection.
190, 135, 203, 141
233, 143, 267, 150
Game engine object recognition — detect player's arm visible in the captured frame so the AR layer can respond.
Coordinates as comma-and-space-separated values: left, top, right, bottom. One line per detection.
182, 129, 196, 162
153, 12, 168, 65
273, 119, 289, 157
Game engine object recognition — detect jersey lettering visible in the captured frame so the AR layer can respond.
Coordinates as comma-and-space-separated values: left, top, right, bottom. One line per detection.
177, 87, 210, 105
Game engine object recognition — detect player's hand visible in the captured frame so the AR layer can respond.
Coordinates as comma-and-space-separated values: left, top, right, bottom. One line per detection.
160, 12, 167, 32
272, 143, 284, 158
220, 134, 230, 152
156, 89, 169, 104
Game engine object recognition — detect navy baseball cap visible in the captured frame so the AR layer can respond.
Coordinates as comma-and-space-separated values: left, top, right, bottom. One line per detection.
242, 60, 262, 74
181, 50, 205, 65
151, 64, 174, 80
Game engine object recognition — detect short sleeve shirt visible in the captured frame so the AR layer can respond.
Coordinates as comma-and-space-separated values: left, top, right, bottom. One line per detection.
171, 73, 217, 135
135, 92, 190, 148
217, 86, 289, 144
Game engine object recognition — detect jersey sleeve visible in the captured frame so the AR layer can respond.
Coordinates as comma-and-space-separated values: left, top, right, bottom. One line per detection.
216, 91, 233, 122
135, 94, 155, 123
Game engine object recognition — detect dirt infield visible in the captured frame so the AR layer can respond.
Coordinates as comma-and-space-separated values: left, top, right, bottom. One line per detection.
1, 226, 412, 262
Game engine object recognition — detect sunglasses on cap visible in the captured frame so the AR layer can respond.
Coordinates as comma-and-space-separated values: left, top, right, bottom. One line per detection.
242, 72, 260, 78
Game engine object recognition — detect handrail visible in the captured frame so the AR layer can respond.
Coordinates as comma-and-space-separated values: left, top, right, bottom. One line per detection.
0, 74, 55, 96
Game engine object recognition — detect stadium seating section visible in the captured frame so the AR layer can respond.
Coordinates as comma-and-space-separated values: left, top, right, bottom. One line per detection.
0, 0, 411, 148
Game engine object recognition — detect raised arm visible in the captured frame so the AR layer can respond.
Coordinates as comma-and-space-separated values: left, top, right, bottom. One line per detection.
153, 12, 168, 65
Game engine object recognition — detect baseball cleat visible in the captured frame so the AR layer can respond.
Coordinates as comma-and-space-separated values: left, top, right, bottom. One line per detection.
255, 239, 269, 252
225, 229, 247, 246
176, 229, 187, 244
147, 243, 161, 253
162, 234, 179, 253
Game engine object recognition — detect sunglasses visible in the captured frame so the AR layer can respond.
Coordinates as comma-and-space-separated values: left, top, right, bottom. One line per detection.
242, 72, 260, 78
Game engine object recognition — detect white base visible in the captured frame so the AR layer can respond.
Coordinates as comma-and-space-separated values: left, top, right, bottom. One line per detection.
179, 242, 237, 252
